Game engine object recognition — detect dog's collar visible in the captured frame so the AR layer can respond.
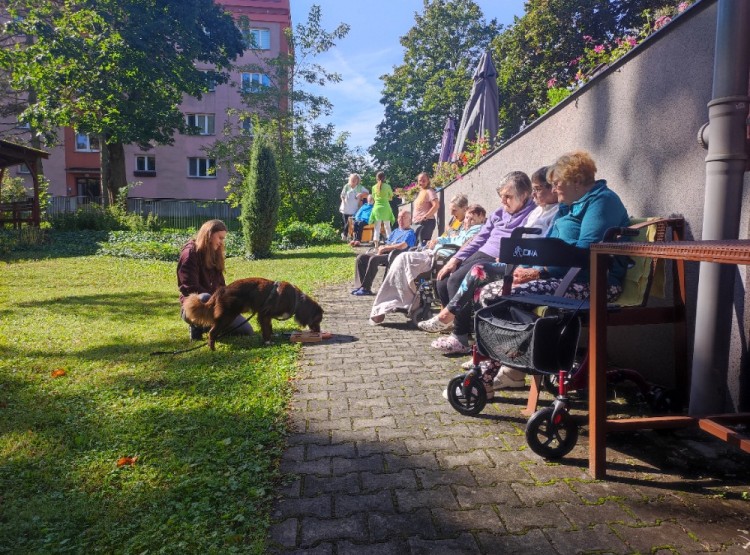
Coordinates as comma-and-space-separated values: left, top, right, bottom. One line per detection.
267, 281, 300, 321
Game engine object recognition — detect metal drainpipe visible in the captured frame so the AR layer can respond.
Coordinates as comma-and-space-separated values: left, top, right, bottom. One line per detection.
689, 0, 750, 416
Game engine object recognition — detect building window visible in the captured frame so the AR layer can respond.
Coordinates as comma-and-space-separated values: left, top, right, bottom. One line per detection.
188, 157, 216, 178
75, 133, 100, 152
242, 28, 270, 50
186, 113, 215, 135
17, 164, 30, 174
203, 70, 217, 92
241, 73, 270, 93
134, 155, 156, 176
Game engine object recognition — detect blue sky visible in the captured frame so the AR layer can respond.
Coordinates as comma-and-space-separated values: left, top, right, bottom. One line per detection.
288, 1, 526, 152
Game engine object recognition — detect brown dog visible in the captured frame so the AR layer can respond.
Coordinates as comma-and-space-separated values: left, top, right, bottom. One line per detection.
183, 277, 324, 350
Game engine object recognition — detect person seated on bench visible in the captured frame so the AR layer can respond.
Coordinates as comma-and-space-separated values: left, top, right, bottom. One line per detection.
369, 204, 487, 324
415, 171, 537, 354
349, 195, 375, 246
424, 151, 629, 389
351, 210, 417, 296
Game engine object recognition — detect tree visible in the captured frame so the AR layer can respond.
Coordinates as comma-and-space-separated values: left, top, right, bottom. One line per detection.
369, 0, 498, 189
492, 0, 675, 137
241, 130, 279, 259
1, 0, 244, 204
210, 5, 372, 226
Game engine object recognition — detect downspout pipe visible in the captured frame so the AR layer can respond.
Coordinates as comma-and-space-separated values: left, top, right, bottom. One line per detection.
689, 0, 750, 416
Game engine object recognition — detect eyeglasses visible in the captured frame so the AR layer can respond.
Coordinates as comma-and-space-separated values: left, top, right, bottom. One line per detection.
498, 193, 515, 200
531, 186, 545, 193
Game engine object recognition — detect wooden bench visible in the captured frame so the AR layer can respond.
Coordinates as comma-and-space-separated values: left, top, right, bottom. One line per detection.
348, 217, 387, 243
0, 199, 35, 229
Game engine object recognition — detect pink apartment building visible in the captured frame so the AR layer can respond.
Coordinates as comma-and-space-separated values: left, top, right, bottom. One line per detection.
3, 0, 291, 201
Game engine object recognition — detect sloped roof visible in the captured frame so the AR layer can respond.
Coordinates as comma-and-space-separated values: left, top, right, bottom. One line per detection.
0, 139, 49, 170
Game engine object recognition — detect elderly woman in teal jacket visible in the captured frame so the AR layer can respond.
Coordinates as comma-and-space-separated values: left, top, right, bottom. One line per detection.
475, 150, 630, 391
480, 150, 630, 304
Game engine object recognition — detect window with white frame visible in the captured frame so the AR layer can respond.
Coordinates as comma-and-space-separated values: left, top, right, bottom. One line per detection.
17, 164, 30, 174
241, 73, 270, 93
135, 155, 156, 174
187, 157, 216, 178
75, 133, 100, 152
242, 28, 270, 50
185, 113, 215, 135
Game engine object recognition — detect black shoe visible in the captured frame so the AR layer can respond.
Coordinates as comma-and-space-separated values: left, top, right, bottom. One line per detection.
189, 325, 204, 341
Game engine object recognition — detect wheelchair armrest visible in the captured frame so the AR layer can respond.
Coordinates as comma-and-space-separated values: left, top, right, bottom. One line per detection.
387, 248, 406, 265
510, 226, 543, 239
500, 236, 589, 268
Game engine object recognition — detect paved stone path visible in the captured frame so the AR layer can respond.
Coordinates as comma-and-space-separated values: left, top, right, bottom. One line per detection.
268, 273, 750, 554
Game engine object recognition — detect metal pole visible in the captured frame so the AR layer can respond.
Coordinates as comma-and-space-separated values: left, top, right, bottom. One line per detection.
690, 0, 750, 415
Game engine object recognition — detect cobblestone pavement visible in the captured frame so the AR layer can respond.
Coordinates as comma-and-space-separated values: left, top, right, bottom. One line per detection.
268, 273, 750, 554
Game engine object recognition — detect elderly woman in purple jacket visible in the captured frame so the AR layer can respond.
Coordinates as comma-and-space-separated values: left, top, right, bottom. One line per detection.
418, 171, 535, 354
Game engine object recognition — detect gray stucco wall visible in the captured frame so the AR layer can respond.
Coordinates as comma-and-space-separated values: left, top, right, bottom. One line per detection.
431, 0, 749, 410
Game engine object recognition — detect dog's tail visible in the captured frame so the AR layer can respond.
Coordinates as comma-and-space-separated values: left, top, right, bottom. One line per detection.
183, 294, 216, 327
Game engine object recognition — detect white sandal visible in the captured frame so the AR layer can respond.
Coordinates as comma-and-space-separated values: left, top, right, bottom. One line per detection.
417, 315, 453, 333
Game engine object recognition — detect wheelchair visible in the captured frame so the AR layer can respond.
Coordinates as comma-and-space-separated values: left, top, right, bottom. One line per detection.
387, 243, 460, 326
446, 220, 685, 459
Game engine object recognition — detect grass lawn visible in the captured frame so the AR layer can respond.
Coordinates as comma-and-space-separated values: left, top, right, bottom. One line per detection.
0, 243, 353, 553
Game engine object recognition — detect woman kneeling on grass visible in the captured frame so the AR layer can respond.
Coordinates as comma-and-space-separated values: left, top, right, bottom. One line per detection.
177, 219, 254, 341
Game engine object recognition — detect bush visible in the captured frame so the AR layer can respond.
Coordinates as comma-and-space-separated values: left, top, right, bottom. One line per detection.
279, 221, 314, 246
49, 204, 163, 232
241, 132, 280, 258
311, 222, 339, 244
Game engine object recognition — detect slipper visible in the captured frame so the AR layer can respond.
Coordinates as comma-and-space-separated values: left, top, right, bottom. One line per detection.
431, 335, 471, 354
353, 288, 373, 296
417, 315, 453, 333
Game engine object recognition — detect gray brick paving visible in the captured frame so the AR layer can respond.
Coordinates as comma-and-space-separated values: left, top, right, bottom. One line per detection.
268, 280, 750, 553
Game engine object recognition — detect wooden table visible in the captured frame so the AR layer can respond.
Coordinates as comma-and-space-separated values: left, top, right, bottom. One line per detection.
588, 239, 750, 479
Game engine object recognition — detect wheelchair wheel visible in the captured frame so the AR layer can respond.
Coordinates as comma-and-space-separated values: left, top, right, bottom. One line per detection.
525, 406, 578, 459
446, 374, 487, 416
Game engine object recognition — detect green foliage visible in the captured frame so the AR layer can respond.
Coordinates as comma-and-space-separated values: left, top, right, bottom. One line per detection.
279, 221, 314, 246
0, 246, 353, 552
241, 133, 280, 259
274, 222, 339, 250
492, 0, 682, 136
49, 203, 162, 232
210, 6, 372, 226
370, 0, 498, 188
311, 222, 339, 244
0, 174, 28, 202
1, 0, 244, 199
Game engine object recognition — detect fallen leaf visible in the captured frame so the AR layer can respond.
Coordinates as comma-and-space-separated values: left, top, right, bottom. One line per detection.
51, 369, 66, 378
116, 456, 138, 467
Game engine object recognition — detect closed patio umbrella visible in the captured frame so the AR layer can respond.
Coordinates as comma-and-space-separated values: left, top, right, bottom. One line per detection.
451, 49, 499, 161
438, 117, 456, 163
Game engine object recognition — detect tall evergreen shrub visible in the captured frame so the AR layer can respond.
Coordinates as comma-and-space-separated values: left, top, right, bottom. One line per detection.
241, 134, 280, 258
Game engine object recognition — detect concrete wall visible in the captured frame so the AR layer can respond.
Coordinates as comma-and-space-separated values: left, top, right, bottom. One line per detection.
434, 0, 749, 410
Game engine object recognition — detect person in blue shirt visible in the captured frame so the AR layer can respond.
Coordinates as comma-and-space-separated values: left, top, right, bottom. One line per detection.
350, 195, 375, 245
351, 210, 417, 296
